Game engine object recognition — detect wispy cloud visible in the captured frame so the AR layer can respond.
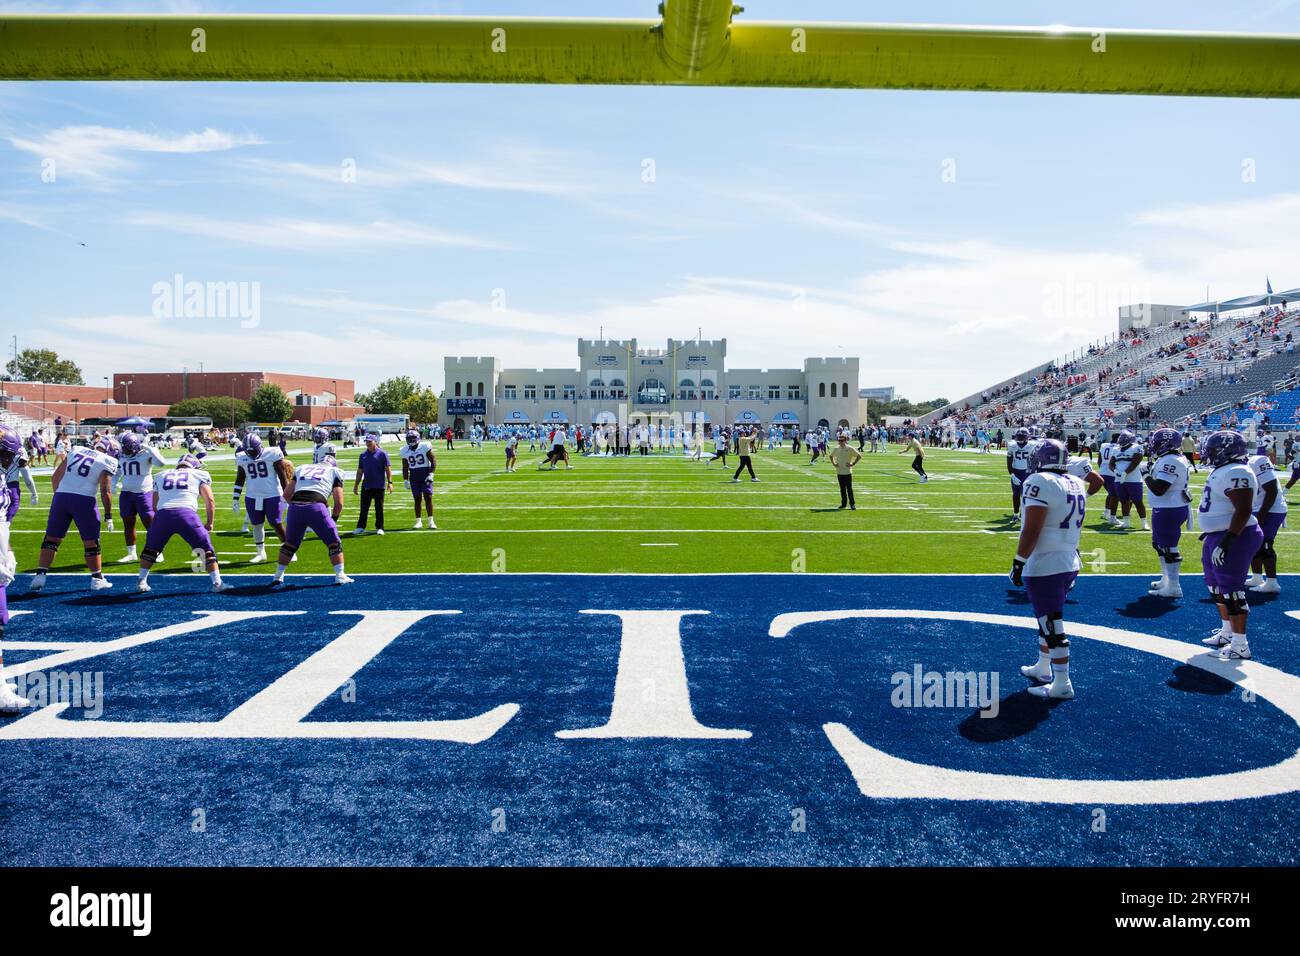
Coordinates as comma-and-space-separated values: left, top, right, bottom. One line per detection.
122, 212, 514, 250
7, 124, 262, 184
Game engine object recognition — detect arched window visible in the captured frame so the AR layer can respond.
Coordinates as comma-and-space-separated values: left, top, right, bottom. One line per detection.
638, 378, 667, 405
678, 377, 696, 401
465, 382, 473, 398
478, 382, 484, 397
831, 383, 838, 397
455, 382, 462, 397
608, 378, 626, 399
819, 382, 826, 398
842, 382, 849, 398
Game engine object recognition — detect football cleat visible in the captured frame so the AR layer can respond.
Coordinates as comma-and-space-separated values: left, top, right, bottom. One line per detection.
376, 529, 385, 536
1202, 631, 1231, 647
1219, 644, 1252, 661
90, 576, 113, 590
135, 579, 151, 593
427, 520, 437, 529
1246, 574, 1266, 589
251, 549, 267, 564
1150, 585, 1183, 598
1020, 663, 1052, 682
269, 578, 284, 588
334, 574, 355, 585
0, 682, 31, 713
212, 581, 231, 593
1027, 678, 1074, 699
413, 519, 424, 529
1150, 579, 1165, 590
1252, 579, 1281, 594
28, 573, 45, 592
117, 550, 137, 563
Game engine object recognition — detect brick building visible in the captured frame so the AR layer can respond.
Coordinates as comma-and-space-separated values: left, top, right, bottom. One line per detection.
112, 371, 361, 425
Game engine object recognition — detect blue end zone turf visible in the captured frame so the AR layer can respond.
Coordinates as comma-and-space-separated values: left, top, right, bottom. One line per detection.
2, 573, 1298, 866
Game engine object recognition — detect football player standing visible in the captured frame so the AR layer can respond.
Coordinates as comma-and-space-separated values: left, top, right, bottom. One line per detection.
400, 429, 438, 529
1009, 438, 1085, 699
114, 431, 167, 563
1006, 427, 1033, 522
30, 437, 120, 592
1198, 431, 1263, 660
272, 454, 353, 586
134, 454, 229, 593
1112, 430, 1149, 530
234, 433, 296, 562
1143, 428, 1191, 598
1246, 446, 1287, 594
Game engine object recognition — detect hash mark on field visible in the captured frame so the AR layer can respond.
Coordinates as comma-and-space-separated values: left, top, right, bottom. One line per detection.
640, 542, 679, 547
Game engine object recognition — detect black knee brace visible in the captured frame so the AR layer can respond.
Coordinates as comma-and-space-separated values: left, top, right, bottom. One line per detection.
83, 544, 101, 558
41, 537, 61, 553
1210, 587, 1227, 607
204, 549, 216, 566
1259, 538, 1275, 558
279, 542, 299, 556
1224, 590, 1250, 617
141, 548, 160, 563
327, 543, 343, 557
1156, 546, 1182, 563
1037, 612, 1070, 650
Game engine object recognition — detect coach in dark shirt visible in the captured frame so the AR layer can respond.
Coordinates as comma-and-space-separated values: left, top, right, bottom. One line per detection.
353, 435, 393, 534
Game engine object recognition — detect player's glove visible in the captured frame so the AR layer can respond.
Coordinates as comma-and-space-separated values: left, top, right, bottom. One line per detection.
1212, 532, 1237, 568
29, 493, 38, 505
1010, 474, 1022, 488
404, 480, 411, 491
231, 499, 240, 513
1009, 556, 1026, 587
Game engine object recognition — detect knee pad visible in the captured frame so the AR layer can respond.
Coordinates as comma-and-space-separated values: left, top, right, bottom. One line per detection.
279, 542, 299, 556
327, 543, 343, 557
1157, 546, 1181, 563
1036, 612, 1070, 649
141, 548, 160, 563
41, 537, 61, 553
1210, 587, 1226, 605
83, 544, 101, 558
1224, 590, 1250, 617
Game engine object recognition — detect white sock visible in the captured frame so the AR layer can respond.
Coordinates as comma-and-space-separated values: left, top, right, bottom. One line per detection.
1219, 621, 1232, 638
335, 562, 346, 577
138, 569, 149, 583
1051, 659, 1070, 679
209, 569, 221, 584
253, 527, 265, 547
274, 563, 287, 581
1036, 649, 1051, 669
1231, 633, 1248, 650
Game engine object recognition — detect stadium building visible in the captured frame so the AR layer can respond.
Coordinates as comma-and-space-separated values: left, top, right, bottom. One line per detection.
442, 339, 859, 432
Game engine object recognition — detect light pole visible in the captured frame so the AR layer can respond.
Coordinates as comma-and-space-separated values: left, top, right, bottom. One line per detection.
71, 398, 79, 436
332, 379, 338, 430
123, 378, 133, 419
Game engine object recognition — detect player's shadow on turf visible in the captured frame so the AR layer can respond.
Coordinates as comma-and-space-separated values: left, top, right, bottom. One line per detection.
1165, 663, 1237, 696
958, 692, 1059, 743
62, 590, 207, 607
1115, 595, 1182, 619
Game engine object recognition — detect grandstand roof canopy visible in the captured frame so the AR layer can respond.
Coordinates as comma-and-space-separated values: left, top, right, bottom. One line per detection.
1182, 288, 1298, 313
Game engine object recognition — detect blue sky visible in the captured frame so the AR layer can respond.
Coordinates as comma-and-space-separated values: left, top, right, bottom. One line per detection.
2, 0, 1299, 401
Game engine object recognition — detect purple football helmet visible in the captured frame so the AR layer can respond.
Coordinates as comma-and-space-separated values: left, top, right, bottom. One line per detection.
1027, 425, 1041, 439
119, 432, 143, 457
321, 453, 337, 467
405, 429, 420, 447
1013, 428, 1030, 444
1202, 430, 1248, 468
1117, 429, 1136, 448
313, 428, 329, 444
177, 454, 202, 469
0, 424, 21, 467
244, 433, 264, 458
1148, 427, 1182, 459
1030, 438, 1069, 472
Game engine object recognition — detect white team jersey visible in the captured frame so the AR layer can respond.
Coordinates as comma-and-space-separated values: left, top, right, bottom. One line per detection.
312, 442, 337, 464
57, 447, 118, 497
236, 447, 285, 500
1007, 440, 1033, 473
115, 447, 167, 494
1146, 454, 1191, 508
292, 462, 346, 498
1020, 471, 1086, 577
1197, 462, 1260, 533
4, 454, 30, 485
400, 442, 434, 471
1065, 457, 1093, 480
1098, 442, 1117, 477
155, 467, 212, 512
1113, 443, 1145, 482
1248, 455, 1287, 514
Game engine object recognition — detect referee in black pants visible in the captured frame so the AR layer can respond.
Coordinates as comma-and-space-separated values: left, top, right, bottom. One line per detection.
731, 427, 759, 482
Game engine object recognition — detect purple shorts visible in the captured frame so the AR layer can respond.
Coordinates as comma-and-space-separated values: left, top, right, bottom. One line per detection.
1256, 510, 1287, 542
1201, 524, 1266, 592
1118, 481, 1144, 504
1025, 570, 1078, 619
1150, 506, 1189, 549
0, 585, 7, 626
245, 495, 284, 526
119, 490, 154, 521
143, 507, 214, 556
4, 483, 18, 522
1102, 475, 1116, 496
409, 469, 433, 497
285, 501, 341, 548
44, 491, 102, 542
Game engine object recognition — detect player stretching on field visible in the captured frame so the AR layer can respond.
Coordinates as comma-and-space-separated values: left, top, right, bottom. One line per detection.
114, 431, 167, 564
135, 455, 229, 593
1197, 431, 1263, 660
272, 455, 353, 586
234, 433, 296, 562
400, 429, 437, 529
1143, 427, 1191, 598
1009, 438, 1085, 699
30, 437, 120, 592
0, 426, 30, 711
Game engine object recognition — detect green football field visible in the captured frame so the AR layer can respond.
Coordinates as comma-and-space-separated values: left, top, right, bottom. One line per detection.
12, 439, 1300, 577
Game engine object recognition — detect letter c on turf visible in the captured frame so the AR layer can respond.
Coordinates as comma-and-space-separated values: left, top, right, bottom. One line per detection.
769, 609, 1300, 805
